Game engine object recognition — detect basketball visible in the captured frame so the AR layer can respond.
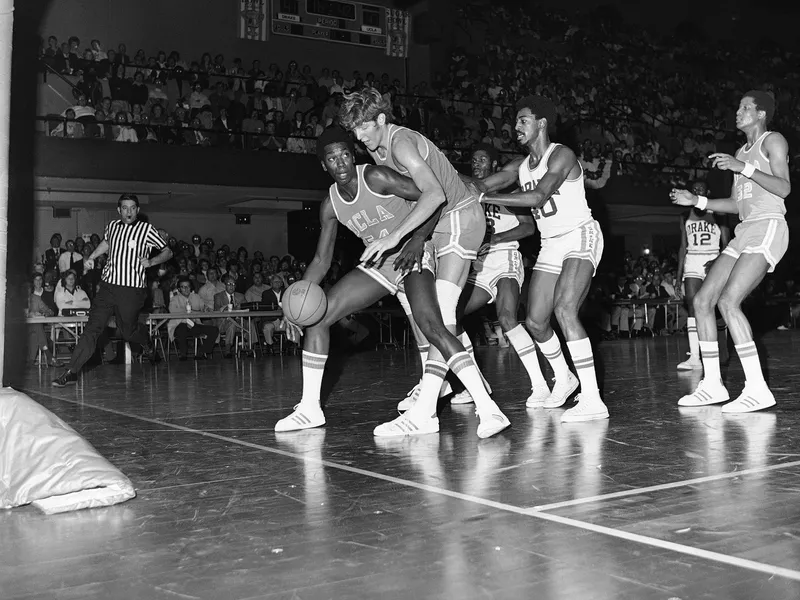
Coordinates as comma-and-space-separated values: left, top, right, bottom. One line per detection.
282, 281, 328, 327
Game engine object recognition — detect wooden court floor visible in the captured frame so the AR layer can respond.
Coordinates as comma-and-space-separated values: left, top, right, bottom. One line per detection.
3, 331, 800, 600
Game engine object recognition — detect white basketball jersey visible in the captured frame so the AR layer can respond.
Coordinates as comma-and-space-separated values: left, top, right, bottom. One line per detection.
734, 131, 786, 223
517, 143, 593, 239
685, 214, 721, 256
484, 202, 520, 250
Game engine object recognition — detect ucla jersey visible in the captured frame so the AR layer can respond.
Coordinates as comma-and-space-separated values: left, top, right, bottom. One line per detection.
329, 165, 413, 246
734, 131, 786, 223
685, 214, 721, 256
517, 143, 593, 239
370, 124, 476, 215
484, 203, 521, 250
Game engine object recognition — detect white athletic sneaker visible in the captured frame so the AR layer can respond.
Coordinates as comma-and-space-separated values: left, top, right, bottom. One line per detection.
561, 394, 609, 422
677, 356, 703, 371
677, 379, 730, 407
373, 412, 440, 437
476, 402, 511, 439
450, 389, 474, 405
397, 383, 420, 412
543, 372, 580, 408
525, 384, 551, 408
721, 383, 776, 413
274, 403, 326, 432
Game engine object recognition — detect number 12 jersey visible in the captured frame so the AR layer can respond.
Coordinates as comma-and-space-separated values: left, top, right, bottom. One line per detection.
517, 143, 593, 239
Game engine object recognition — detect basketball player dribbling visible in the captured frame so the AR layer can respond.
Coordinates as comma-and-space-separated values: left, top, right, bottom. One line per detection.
340, 87, 510, 438
671, 90, 790, 412
473, 95, 609, 422
275, 128, 509, 439
676, 180, 730, 370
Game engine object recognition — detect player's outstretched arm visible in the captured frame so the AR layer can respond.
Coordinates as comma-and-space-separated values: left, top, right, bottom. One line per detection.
482, 147, 575, 209
490, 211, 536, 246
676, 215, 687, 284
709, 133, 790, 198
303, 196, 339, 286
670, 186, 738, 214
360, 134, 446, 263
472, 157, 524, 194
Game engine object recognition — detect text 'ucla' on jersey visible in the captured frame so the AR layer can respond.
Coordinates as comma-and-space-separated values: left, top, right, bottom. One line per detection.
329, 164, 414, 247
517, 143, 593, 239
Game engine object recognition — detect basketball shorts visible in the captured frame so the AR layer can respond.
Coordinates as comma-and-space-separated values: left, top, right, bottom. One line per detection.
683, 253, 719, 281
533, 219, 604, 276
358, 241, 436, 296
467, 248, 524, 304
431, 202, 486, 260
722, 218, 789, 273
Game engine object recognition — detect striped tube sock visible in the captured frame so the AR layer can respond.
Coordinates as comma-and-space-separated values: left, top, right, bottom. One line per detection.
699, 341, 721, 381
447, 351, 494, 412
536, 332, 570, 379
505, 324, 547, 387
687, 317, 700, 358
735, 341, 765, 385
458, 330, 492, 391
417, 344, 430, 370
301, 351, 328, 404
566, 338, 600, 397
411, 359, 449, 418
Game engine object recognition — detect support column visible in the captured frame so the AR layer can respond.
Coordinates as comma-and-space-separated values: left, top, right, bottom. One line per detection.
0, 0, 15, 383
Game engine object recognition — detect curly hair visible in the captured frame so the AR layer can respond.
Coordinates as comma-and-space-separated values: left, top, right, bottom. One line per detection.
338, 86, 393, 131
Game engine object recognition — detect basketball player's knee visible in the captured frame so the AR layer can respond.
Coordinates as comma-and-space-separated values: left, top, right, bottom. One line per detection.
716, 291, 740, 317
692, 292, 714, 315
525, 314, 547, 338
553, 301, 579, 327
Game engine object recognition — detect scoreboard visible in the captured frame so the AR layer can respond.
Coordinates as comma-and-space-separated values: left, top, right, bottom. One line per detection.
271, 0, 390, 49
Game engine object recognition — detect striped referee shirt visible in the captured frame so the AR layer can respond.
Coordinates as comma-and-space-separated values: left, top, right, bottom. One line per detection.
101, 220, 166, 288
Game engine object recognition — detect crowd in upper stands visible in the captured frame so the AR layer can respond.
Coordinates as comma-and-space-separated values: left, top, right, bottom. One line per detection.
37, 0, 800, 190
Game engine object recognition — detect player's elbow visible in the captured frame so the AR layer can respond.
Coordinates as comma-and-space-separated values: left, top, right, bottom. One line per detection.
777, 180, 791, 199
429, 189, 446, 208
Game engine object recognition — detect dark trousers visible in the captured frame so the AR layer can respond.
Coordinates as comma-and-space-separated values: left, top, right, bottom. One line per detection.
68, 282, 148, 372
174, 323, 218, 355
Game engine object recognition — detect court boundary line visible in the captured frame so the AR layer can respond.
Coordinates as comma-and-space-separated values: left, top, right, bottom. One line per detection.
25, 389, 800, 584
527, 459, 800, 512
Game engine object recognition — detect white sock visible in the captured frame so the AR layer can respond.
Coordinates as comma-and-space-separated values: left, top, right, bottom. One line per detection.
566, 338, 600, 398
735, 341, 766, 385
301, 351, 327, 405
699, 340, 721, 382
409, 360, 448, 419
458, 330, 474, 360
687, 317, 700, 358
447, 352, 496, 413
417, 344, 429, 370
536, 332, 570, 379
505, 324, 547, 387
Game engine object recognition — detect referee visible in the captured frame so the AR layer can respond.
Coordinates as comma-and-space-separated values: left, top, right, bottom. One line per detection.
53, 194, 173, 386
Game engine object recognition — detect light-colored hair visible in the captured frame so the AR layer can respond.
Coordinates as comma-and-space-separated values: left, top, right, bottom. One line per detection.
338, 86, 393, 131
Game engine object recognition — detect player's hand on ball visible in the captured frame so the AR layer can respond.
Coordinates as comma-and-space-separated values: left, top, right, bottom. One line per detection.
361, 232, 401, 265
283, 318, 303, 342
670, 188, 696, 207
709, 153, 744, 172
393, 236, 425, 272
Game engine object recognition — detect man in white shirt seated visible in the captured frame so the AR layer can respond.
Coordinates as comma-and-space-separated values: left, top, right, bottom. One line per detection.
198, 266, 225, 311
58, 240, 84, 275
169, 276, 218, 361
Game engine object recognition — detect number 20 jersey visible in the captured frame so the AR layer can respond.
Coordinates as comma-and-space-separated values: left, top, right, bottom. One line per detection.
517, 143, 593, 239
